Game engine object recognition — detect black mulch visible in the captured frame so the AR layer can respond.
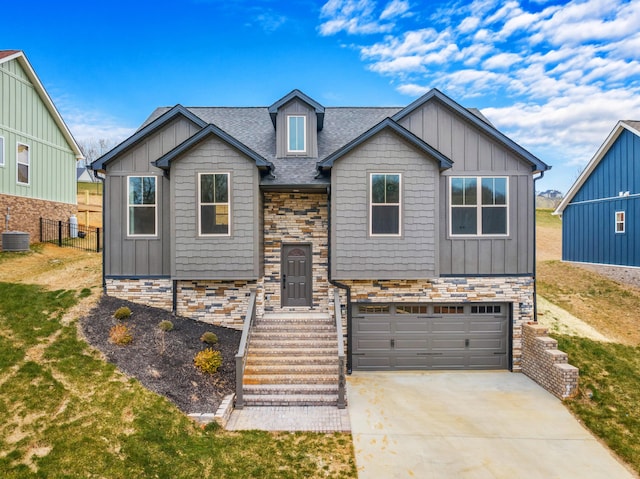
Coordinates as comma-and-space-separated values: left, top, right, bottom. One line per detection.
80, 295, 242, 414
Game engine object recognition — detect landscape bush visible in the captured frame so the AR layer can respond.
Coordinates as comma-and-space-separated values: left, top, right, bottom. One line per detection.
114, 306, 132, 320
109, 323, 133, 345
194, 348, 222, 374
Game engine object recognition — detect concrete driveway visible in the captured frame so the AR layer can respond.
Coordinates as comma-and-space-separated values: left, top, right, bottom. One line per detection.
347, 371, 637, 479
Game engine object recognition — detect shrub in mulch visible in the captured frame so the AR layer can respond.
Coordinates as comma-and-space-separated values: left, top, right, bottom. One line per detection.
81, 295, 242, 413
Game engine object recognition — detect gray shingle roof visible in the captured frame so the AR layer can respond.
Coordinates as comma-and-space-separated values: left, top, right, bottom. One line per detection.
142, 106, 401, 186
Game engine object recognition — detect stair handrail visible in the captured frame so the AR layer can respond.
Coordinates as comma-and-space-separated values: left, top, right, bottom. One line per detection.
235, 290, 257, 409
334, 289, 347, 409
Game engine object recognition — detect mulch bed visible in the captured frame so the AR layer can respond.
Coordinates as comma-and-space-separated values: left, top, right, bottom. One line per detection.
81, 295, 242, 414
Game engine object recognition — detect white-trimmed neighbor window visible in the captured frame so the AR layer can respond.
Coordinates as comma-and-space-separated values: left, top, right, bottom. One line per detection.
199, 173, 230, 235
17, 142, 30, 185
370, 173, 401, 236
127, 176, 157, 236
287, 115, 306, 153
615, 211, 625, 233
450, 176, 508, 236
0, 136, 5, 167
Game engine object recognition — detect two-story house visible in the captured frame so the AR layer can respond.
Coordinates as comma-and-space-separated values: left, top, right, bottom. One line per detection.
92, 89, 549, 405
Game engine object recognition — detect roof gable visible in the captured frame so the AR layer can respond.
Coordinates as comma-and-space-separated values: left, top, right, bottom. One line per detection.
154, 123, 273, 170
268, 89, 325, 130
317, 118, 453, 170
0, 50, 83, 160
91, 105, 207, 170
393, 88, 549, 173
554, 120, 640, 215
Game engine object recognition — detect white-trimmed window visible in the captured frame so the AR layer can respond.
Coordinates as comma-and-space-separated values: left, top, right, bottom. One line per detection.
0, 136, 5, 167
17, 142, 30, 185
615, 211, 625, 233
450, 176, 508, 236
287, 115, 306, 153
370, 173, 401, 236
199, 173, 230, 236
127, 176, 157, 236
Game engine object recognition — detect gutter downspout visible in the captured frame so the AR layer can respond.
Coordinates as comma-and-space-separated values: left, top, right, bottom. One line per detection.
97, 171, 106, 293
326, 185, 353, 374
533, 170, 546, 322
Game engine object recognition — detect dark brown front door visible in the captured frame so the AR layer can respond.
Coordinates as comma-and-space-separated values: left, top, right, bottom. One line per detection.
281, 244, 312, 307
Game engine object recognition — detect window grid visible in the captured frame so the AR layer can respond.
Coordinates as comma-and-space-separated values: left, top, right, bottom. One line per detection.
199, 173, 230, 236
450, 176, 508, 236
127, 176, 157, 236
471, 305, 502, 314
434, 305, 464, 314
615, 211, 625, 234
370, 173, 401, 236
17, 142, 30, 185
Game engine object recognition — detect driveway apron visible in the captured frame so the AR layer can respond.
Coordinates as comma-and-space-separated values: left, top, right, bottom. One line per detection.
347, 371, 637, 479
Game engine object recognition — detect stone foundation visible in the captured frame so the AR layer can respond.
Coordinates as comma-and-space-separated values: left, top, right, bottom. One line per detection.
176, 280, 256, 329
522, 323, 579, 399
0, 193, 77, 248
106, 278, 173, 311
342, 277, 535, 370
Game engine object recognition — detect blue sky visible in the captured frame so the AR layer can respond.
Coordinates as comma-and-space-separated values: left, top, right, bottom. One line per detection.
2, 0, 639, 193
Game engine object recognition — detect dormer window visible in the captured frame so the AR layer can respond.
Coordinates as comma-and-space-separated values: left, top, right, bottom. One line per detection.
288, 115, 306, 153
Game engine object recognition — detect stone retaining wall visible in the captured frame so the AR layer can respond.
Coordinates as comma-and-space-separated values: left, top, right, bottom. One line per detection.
0, 194, 77, 248
105, 278, 173, 311
522, 323, 579, 399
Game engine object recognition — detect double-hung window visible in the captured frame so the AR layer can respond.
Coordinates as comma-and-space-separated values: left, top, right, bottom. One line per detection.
615, 211, 625, 233
370, 173, 401, 236
199, 173, 230, 235
451, 176, 508, 236
128, 176, 157, 236
17, 142, 30, 185
287, 115, 306, 153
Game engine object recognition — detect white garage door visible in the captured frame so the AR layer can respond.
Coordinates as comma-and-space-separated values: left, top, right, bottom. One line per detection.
352, 303, 509, 370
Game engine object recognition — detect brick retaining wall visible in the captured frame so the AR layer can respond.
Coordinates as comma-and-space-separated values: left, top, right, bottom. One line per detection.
522, 323, 579, 399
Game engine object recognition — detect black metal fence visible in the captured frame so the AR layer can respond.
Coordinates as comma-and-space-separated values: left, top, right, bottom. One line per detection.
40, 217, 102, 252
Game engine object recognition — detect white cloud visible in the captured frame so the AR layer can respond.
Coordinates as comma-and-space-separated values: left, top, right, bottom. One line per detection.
458, 16, 480, 33
380, 0, 410, 20
482, 52, 521, 69
319, 0, 395, 35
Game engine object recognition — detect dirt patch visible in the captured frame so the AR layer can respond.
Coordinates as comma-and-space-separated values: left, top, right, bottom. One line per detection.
80, 295, 241, 413
536, 296, 612, 342
536, 225, 562, 262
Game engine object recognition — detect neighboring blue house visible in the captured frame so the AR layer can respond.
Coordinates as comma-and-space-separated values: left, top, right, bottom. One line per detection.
555, 120, 640, 268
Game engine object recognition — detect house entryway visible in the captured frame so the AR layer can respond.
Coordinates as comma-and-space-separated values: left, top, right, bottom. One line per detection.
281, 244, 312, 307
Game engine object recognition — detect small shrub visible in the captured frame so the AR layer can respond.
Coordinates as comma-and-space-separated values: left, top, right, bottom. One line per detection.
158, 320, 174, 332
194, 348, 222, 374
114, 306, 132, 320
200, 332, 218, 344
79, 288, 92, 299
109, 324, 133, 345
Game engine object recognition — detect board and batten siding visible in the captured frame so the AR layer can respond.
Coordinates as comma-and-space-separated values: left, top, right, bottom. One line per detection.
170, 136, 260, 280
0, 57, 76, 204
103, 117, 201, 277
275, 98, 318, 158
331, 129, 439, 280
397, 99, 535, 275
562, 129, 640, 267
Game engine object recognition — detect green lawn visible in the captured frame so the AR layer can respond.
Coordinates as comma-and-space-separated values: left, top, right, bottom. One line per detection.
0, 282, 356, 478
535, 208, 561, 228
554, 334, 640, 473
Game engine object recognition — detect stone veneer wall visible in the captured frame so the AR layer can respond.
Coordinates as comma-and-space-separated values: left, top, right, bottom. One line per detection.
522, 323, 579, 399
105, 278, 173, 311
260, 192, 331, 315
342, 277, 535, 370
176, 280, 256, 329
0, 194, 77, 248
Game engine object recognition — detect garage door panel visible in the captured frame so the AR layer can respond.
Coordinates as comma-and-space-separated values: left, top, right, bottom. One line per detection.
352, 303, 509, 371
354, 320, 392, 334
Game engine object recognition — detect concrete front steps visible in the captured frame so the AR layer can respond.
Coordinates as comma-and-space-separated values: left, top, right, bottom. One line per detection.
241, 313, 341, 406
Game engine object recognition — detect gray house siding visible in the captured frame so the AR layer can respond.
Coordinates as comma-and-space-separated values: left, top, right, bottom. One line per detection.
170, 136, 260, 280
331, 129, 439, 280
397, 99, 535, 275
103, 116, 200, 277
275, 98, 318, 158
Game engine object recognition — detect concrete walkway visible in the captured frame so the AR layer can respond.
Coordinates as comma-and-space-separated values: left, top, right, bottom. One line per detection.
347, 371, 637, 479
